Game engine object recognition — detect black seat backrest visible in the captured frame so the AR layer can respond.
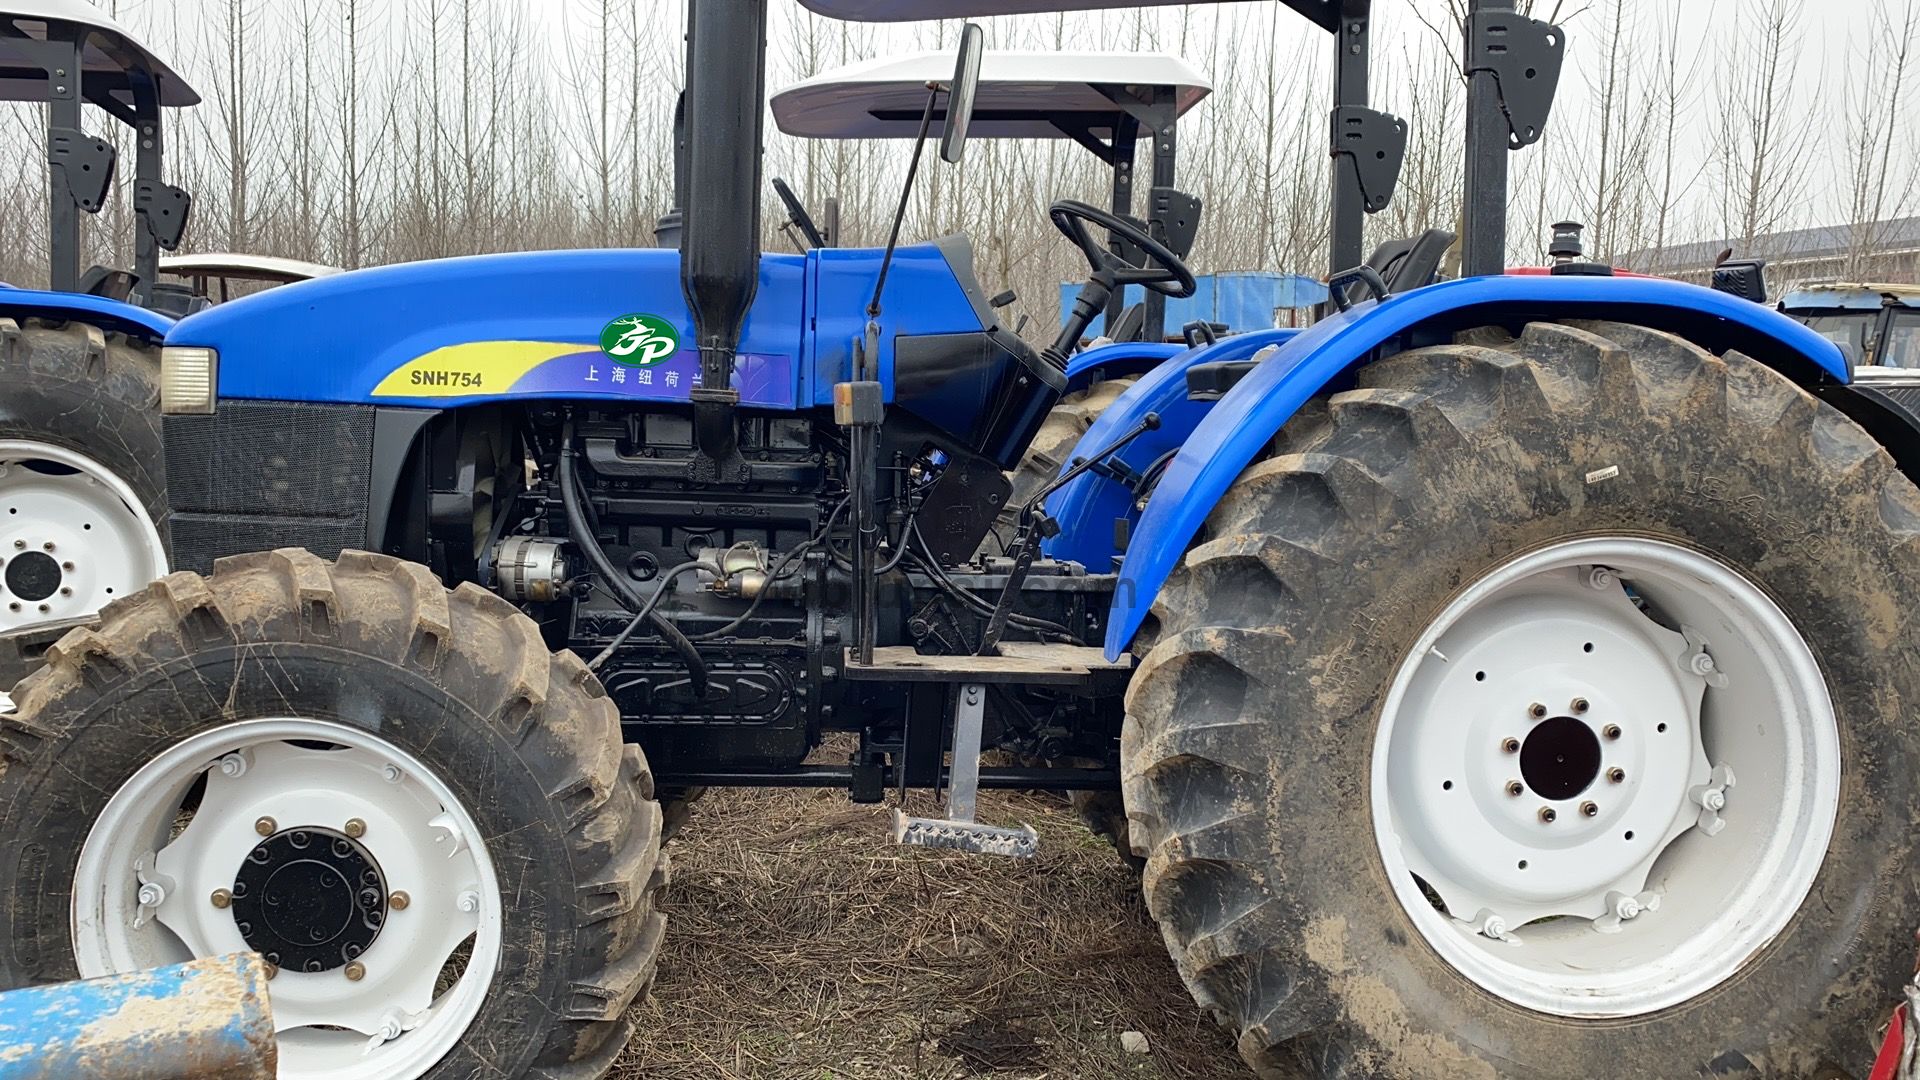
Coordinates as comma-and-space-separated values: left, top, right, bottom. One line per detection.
1105, 303, 1147, 343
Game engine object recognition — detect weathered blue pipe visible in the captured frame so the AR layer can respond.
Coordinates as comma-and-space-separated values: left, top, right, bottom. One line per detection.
0, 953, 274, 1079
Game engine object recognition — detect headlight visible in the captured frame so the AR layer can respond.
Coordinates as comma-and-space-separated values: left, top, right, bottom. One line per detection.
159, 346, 217, 414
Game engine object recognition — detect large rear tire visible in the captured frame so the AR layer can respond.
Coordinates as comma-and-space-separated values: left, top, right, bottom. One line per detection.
0, 317, 168, 687
0, 549, 667, 1080
1124, 322, 1920, 1078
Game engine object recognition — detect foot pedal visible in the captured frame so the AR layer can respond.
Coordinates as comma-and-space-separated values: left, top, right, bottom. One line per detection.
891, 811, 1038, 857
889, 681, 1040, 859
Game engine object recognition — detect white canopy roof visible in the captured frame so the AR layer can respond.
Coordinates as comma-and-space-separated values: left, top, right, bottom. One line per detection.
773, 50, 1210, 141
160, 253, 341, 282
799, 0, 1217, 19
0, 0, 198, 106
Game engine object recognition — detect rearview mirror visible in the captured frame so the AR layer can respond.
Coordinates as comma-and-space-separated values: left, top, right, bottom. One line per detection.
940, 23, 984, 164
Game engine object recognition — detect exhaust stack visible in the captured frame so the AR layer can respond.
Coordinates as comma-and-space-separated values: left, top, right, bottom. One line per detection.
679, 0, 768, 478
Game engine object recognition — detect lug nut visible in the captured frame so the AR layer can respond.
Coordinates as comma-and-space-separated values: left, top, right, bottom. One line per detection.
344, 818, 367, 839
1505, 780, 1525, 797
1580, 801, 1599, 817
58, 586, 71, 597
254, 816, 276, 836
344, 961, 366, 982
210, 888, 232, 909
1602, 724, 1622, 740
1607, 767, 1626, 784
1571, 697, 1589, 714
388, 891, 410, 911
12, 539, 23, 549
1528, 702, 1548, 719
264, 962, 279, 980
61, 561, 73, 571
1501, 737, 1520, 754
1538, 806, 1558, 823
41, 541, 53, 551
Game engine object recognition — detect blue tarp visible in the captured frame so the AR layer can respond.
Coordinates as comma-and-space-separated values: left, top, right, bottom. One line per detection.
1060, 271, 1328, 336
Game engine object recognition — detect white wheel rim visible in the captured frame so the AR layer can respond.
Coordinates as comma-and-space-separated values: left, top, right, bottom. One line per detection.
73, 718, 504, 1080
0, 439, 167, 633
1370, 537, 1838, 1017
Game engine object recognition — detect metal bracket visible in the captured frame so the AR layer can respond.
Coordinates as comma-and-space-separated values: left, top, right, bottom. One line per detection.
890, 682, 1039, 858
1464, 9, 1565, 148
49, 127, 115, 214
135, 180, 192, 250
1330, 106, 1407, 213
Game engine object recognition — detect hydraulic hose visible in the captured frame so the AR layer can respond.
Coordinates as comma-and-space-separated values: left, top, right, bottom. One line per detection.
558, 417, 709, 697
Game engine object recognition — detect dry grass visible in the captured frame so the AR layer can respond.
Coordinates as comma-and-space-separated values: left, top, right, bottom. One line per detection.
614, 773, 1246, 1080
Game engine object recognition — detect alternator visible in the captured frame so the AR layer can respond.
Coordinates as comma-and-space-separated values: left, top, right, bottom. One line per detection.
490, 537, 571, 603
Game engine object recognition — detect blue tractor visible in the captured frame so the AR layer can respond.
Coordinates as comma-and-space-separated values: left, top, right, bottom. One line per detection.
0, 0, 201, 685
4, 1, 1919, 1078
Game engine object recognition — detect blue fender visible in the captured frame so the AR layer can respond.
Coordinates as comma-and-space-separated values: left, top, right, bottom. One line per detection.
0, 289, 173, 341
1044, 328, 1301, 569
0, 953, 275, 1078
1103, 274, 1849, 659
1062, 341, 1185, 393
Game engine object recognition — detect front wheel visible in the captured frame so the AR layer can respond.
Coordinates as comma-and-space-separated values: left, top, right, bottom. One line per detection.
0, 549, 667, 1080
1125, 322, 1920, 1078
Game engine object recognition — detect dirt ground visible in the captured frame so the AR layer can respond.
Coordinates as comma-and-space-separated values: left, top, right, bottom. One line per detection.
613, 781, 1249, 1080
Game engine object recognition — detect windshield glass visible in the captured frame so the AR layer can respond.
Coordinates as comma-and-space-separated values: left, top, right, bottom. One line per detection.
1800, 313, 1876, 367
1879, 311, 1920, 369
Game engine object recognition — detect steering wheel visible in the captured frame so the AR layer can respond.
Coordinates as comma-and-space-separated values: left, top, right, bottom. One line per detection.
1048, 199, 1197, 299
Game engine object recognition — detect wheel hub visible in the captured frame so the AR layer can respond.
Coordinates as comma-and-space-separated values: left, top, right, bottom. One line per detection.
1372, 538, 1839, 1017
3, 549, 61, 603
231, 827, 387, 974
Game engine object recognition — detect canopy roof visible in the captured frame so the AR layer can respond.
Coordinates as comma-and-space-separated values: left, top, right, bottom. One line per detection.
796, 0, 1344, 33
773, 50, 1209, 141
0, 0, 199, 106
160, 253, 342, 283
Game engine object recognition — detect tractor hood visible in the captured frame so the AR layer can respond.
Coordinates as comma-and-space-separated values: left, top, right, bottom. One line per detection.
164, 244, 991, 412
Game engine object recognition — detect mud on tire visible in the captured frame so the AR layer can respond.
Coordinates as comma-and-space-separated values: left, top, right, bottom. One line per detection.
1123, 322, 1920, 1078
0, 549, 668, 1080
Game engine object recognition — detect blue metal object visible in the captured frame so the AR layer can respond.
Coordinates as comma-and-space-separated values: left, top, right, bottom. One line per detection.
0, 953, 274, 1079
165, 243, 984, 410
1062, 340, 1185, 392
1045, 328, 1299, 569
1059, 271, 1329, 336
0, 289, 174, 341
1098, 274, 1851, 659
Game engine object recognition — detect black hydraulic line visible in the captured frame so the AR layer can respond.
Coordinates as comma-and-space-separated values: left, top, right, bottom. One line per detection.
558, 417, 708, 696
588, 559, 713, 670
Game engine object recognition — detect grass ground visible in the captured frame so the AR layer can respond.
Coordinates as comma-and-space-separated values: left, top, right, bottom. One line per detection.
612, 780, 1249, 1080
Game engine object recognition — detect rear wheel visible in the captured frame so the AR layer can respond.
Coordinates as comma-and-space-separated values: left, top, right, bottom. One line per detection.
0, 318, 167, 686
1124, 322, 1920, 1078
0, 549, 667, 1080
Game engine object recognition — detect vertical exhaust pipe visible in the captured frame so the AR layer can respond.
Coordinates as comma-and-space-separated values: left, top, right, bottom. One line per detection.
680, 0, 767, 479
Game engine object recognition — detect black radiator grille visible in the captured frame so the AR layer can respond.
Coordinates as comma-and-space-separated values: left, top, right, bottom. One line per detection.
164, 401, 374, 572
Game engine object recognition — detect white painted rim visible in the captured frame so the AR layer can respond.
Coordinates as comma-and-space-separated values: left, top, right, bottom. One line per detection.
1370, 537, 1839, 1018
73, 718, 504, 1080
0, 438, 167, 633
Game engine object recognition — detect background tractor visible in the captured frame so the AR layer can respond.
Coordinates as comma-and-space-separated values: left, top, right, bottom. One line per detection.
3, 1, 1920, 1079
0, 0, 197, 685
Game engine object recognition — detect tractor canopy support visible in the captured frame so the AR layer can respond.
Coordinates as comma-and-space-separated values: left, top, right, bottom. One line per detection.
1459, 0, 1565, 277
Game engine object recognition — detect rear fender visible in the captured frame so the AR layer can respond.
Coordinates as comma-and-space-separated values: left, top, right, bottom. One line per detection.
0, 288, 172, 341
1103, 274, 1849, 659
1063, 341, 1185, 393
1043, 328, 1301, 569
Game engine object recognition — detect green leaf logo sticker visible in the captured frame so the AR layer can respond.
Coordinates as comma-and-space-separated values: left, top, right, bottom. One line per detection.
599, 313, 681, 367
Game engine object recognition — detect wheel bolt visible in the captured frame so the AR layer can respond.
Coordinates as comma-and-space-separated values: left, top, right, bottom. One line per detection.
36, 604, 47, 613
457, 890, 480, 914
1580, 801, 1599, 817
1571, 697, 1589, 714
1528, 702, 1548, 719
210, 888, 232, 909
263, 962, 279, 980
1505, 780, 1524, 797
12, 540, 23, 549
1538, 806, 1557, 823
344, 818, 367, 839
389, 891, 410, 911
5, 603, 16, 613
344, 961, 366, 982
61, 561, 73, 571
1608, 767, 1626, 783
58, 586, 71, 597
254, 816, 276, 836
381, 765, 403, 784
41, 542, 53, 552
1501, 737, 1520, 754
1602, 724, 1622, 740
